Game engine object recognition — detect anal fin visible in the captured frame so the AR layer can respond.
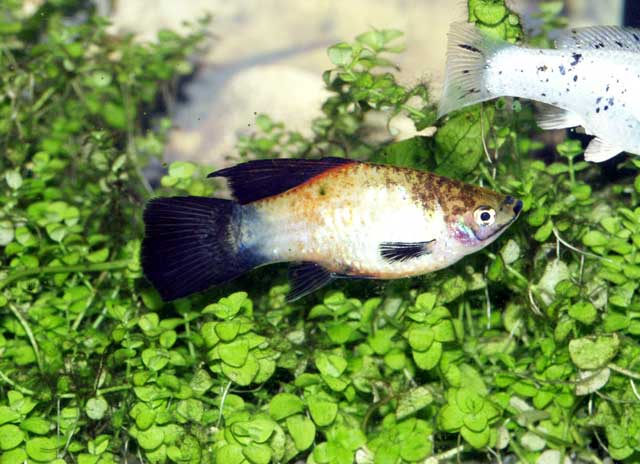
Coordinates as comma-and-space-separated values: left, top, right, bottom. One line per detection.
379, 240, 435, 263
287, 262, 334, 302
536, 105, 582, 130
584, 138, 623, 163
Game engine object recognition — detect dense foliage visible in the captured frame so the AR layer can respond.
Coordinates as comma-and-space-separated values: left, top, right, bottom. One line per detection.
2, 0, 640, 463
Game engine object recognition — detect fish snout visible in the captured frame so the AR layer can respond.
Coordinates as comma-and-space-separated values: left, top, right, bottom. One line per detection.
501, 195, 523, 216
513, 199, 523, 215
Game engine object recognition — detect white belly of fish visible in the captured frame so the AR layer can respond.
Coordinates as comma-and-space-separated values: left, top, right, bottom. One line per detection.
253, 185, 449, 277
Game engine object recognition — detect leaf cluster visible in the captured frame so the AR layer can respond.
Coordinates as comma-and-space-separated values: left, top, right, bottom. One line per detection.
2, 1, 640, 463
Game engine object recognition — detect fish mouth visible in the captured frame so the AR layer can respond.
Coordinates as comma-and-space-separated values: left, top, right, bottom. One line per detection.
474, 197, 523, 241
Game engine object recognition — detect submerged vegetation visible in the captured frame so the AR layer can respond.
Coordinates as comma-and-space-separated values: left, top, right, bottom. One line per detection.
1, 0, 640, 463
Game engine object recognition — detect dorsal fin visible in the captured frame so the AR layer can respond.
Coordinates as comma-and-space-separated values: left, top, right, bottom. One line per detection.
209, 157, 355, 204
555, 26, 640, 52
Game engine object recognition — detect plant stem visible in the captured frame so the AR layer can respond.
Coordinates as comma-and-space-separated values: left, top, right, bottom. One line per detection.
608, 363, 640, 380
0, 368, 35, 395
0, 260, 131, 290
8, 303, 43, 373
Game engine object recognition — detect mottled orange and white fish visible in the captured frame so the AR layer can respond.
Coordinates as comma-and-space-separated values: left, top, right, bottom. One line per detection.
141, 157, 522, 301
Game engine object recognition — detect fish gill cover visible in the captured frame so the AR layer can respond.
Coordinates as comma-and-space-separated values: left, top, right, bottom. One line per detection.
1, 1, 640, 463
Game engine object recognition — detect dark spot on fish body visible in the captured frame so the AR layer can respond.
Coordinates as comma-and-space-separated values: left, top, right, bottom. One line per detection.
570, 53, 582, 66
604, 106, 609, 111
537, 65, 548, 72
559, 65, 566, 75
318, 185, 326, 196
573, 75, 578, 82
606, 84, 610, 92
615, 40, 624, 48
634, 33, 640, 42
458, 44, 482, 54
541, 93, 547, 97
596, 97, 603, 104
462, 69, 470, 74
596, 108, 601, 113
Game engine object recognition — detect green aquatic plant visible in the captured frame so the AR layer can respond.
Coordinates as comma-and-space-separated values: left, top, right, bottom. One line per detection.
2, 0, 640, 463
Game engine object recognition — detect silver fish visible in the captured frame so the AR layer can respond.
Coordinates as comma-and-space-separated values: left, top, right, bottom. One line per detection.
141, 158, 522, 301
438, 22, 640, 163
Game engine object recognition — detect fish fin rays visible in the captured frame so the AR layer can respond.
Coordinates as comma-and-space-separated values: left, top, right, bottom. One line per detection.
287, 262, 334, 302
535, 105, 583, 130
379, 240, 435, 263
141, 197, 256, 301
555, 26, 640, 52
584, 138, 623, 163
438, 22, 508, 118
209, 157, 355, 204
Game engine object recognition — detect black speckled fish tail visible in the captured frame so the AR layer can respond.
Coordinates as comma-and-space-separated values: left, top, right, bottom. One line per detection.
141, 196, 258, 301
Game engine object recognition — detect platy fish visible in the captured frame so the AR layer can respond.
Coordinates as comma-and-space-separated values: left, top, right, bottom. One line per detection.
142, 158, 522, 301
439, 22, 640, 163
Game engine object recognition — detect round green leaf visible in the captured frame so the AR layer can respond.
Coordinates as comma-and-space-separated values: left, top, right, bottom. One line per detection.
222, 352, 259, 386
86, 396, 108, 420
568, 301, 597, 325
399, 431, 432, 461
0, 424, 24, 450
141, 348, 170, 371
438, 404, 464, 432
327, 43, 353, 67
0, 406, 21, 425
569, 335, 620, 370
460, 425, 490, 449
136, 425, 164, 450
575, 368, 611, 396
20, 417, 51, 435
219, 340, 250, 368
286, 414, 316, 451
1, 447, 27, 463
412, 340, 442, 370
0, 221, 14, 246
215, 321, 241, 342
463, 413, 488, 433
407, 325, 434, 351
315, 352, 347, 378
308, 397, 338, 427
269, 393, 304, 421
159, 330, 177, 348
243, 442, 272, 464
216, 444, 244, 464
26, 437, 58, 461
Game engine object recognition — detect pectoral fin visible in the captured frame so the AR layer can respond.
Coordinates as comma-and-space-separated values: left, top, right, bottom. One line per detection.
379, 240, 435, 263
287, 262, 334, 302
584, 138, 623, 163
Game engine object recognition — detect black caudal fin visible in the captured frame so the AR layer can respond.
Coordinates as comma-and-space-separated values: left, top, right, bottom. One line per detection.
209, 157, 355, 204
141, 197, 256, 301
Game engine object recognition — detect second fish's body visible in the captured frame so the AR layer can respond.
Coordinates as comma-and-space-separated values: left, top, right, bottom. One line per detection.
142, 158, 522, 301
439, 23, 640, 163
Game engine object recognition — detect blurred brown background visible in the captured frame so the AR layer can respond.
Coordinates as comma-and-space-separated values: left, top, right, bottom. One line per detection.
36, 0, 625, 164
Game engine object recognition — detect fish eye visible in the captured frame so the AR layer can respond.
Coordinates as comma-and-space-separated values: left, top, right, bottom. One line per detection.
474, 207, 496, 226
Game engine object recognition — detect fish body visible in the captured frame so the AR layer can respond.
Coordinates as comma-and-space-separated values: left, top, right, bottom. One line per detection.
142, 158, 522, 301
439, 23, 640, 162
